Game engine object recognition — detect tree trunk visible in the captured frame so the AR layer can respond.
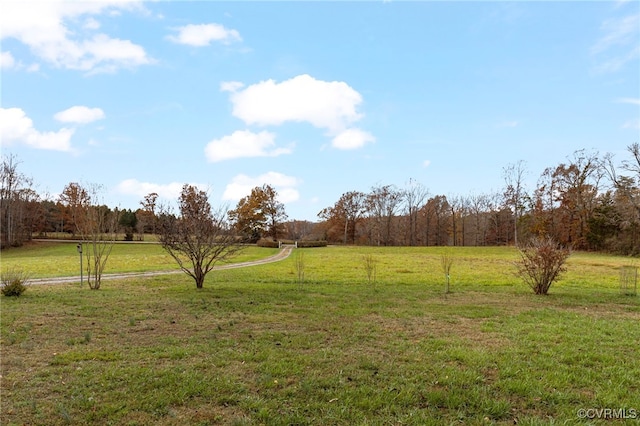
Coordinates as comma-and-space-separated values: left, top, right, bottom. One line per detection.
195, 265, 205, 289
344, 216, 348, 245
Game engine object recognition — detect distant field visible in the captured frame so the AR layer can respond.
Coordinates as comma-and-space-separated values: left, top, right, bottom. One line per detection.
0, 242, 280, 278
35, 233, 161, 242
1, 246, 638, 425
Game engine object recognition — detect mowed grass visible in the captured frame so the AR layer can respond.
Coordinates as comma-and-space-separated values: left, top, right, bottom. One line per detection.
1, 246, 639, 425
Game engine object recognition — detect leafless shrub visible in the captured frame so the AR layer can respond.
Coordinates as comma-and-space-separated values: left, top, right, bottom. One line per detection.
294, 250, 305, 285
441, 250, 454, 294
1, 267, 29, 297
516, 236, 570, 295
363, 254, 377, 285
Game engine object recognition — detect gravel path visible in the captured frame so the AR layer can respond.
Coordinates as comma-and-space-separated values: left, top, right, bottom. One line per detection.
28, 245, 294, 286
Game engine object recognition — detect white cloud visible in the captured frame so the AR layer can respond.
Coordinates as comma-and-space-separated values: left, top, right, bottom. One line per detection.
331, 128, 375, 150
222, 172, 300, 203
0, 1, 153, 73
591, 14, 639, 73
0, 107, 74, 151
54, 106, 105, 124
277, 188, 300, 204
224, 74, 375, 150
204, 130, 292, 162
220, 81, 245, 93
1, 51, 39, 72
1, 51, 15, 69
229, 74, 364, 133
167, 23, 242, 46
616, 97, 640, 105
591, 14, 639, 54
83, 18, 101, 30
594, 46, 640, 73
423, 160, 432, 168
114, 179, 208, 200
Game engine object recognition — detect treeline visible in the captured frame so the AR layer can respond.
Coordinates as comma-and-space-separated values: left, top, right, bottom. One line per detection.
0, 167, 152, 248
0, 158, 307, 248
2, 145, 639, 254
316, 146, 640, 254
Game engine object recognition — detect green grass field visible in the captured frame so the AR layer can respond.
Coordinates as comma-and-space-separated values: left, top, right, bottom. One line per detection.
1, 244, 638, 425
0, 242, 280, 278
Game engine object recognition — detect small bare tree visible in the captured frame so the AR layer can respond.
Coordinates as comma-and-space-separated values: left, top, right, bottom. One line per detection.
60, 183, 117, 290
158, 185, 244, 289
293, 250, 305, 285
1, 154, 39, 248
503, 160, 528, 247
440, 250, 454, 294
516, 236, 570, 295
403, 178, 429, 246
363, 254, 377, 285
82, 203, 118, 290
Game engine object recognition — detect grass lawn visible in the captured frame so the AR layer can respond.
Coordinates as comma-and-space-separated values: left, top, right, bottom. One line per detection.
1, 245, 638, 425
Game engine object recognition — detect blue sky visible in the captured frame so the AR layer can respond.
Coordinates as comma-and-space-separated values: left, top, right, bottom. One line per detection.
1, 1, 638, 221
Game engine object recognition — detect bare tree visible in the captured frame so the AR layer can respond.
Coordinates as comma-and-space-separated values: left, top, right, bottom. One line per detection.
503, 160, 528, 247
283, 220, 316, 241
1, 155, 22, 248
82, 200, 118, 290
403, 179, 429, 246
293, 250, 305, 285
620, 142, 640, 179
598, 146, 640, 253
605, 144, 640, 223
1, 154, 39, 248
448, 194, 468, 246
366, 184, 404, 246
468, 192, 491, 246
362, 254, 377, 285
159, 184, 244, 289
440, 250, 454, 294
